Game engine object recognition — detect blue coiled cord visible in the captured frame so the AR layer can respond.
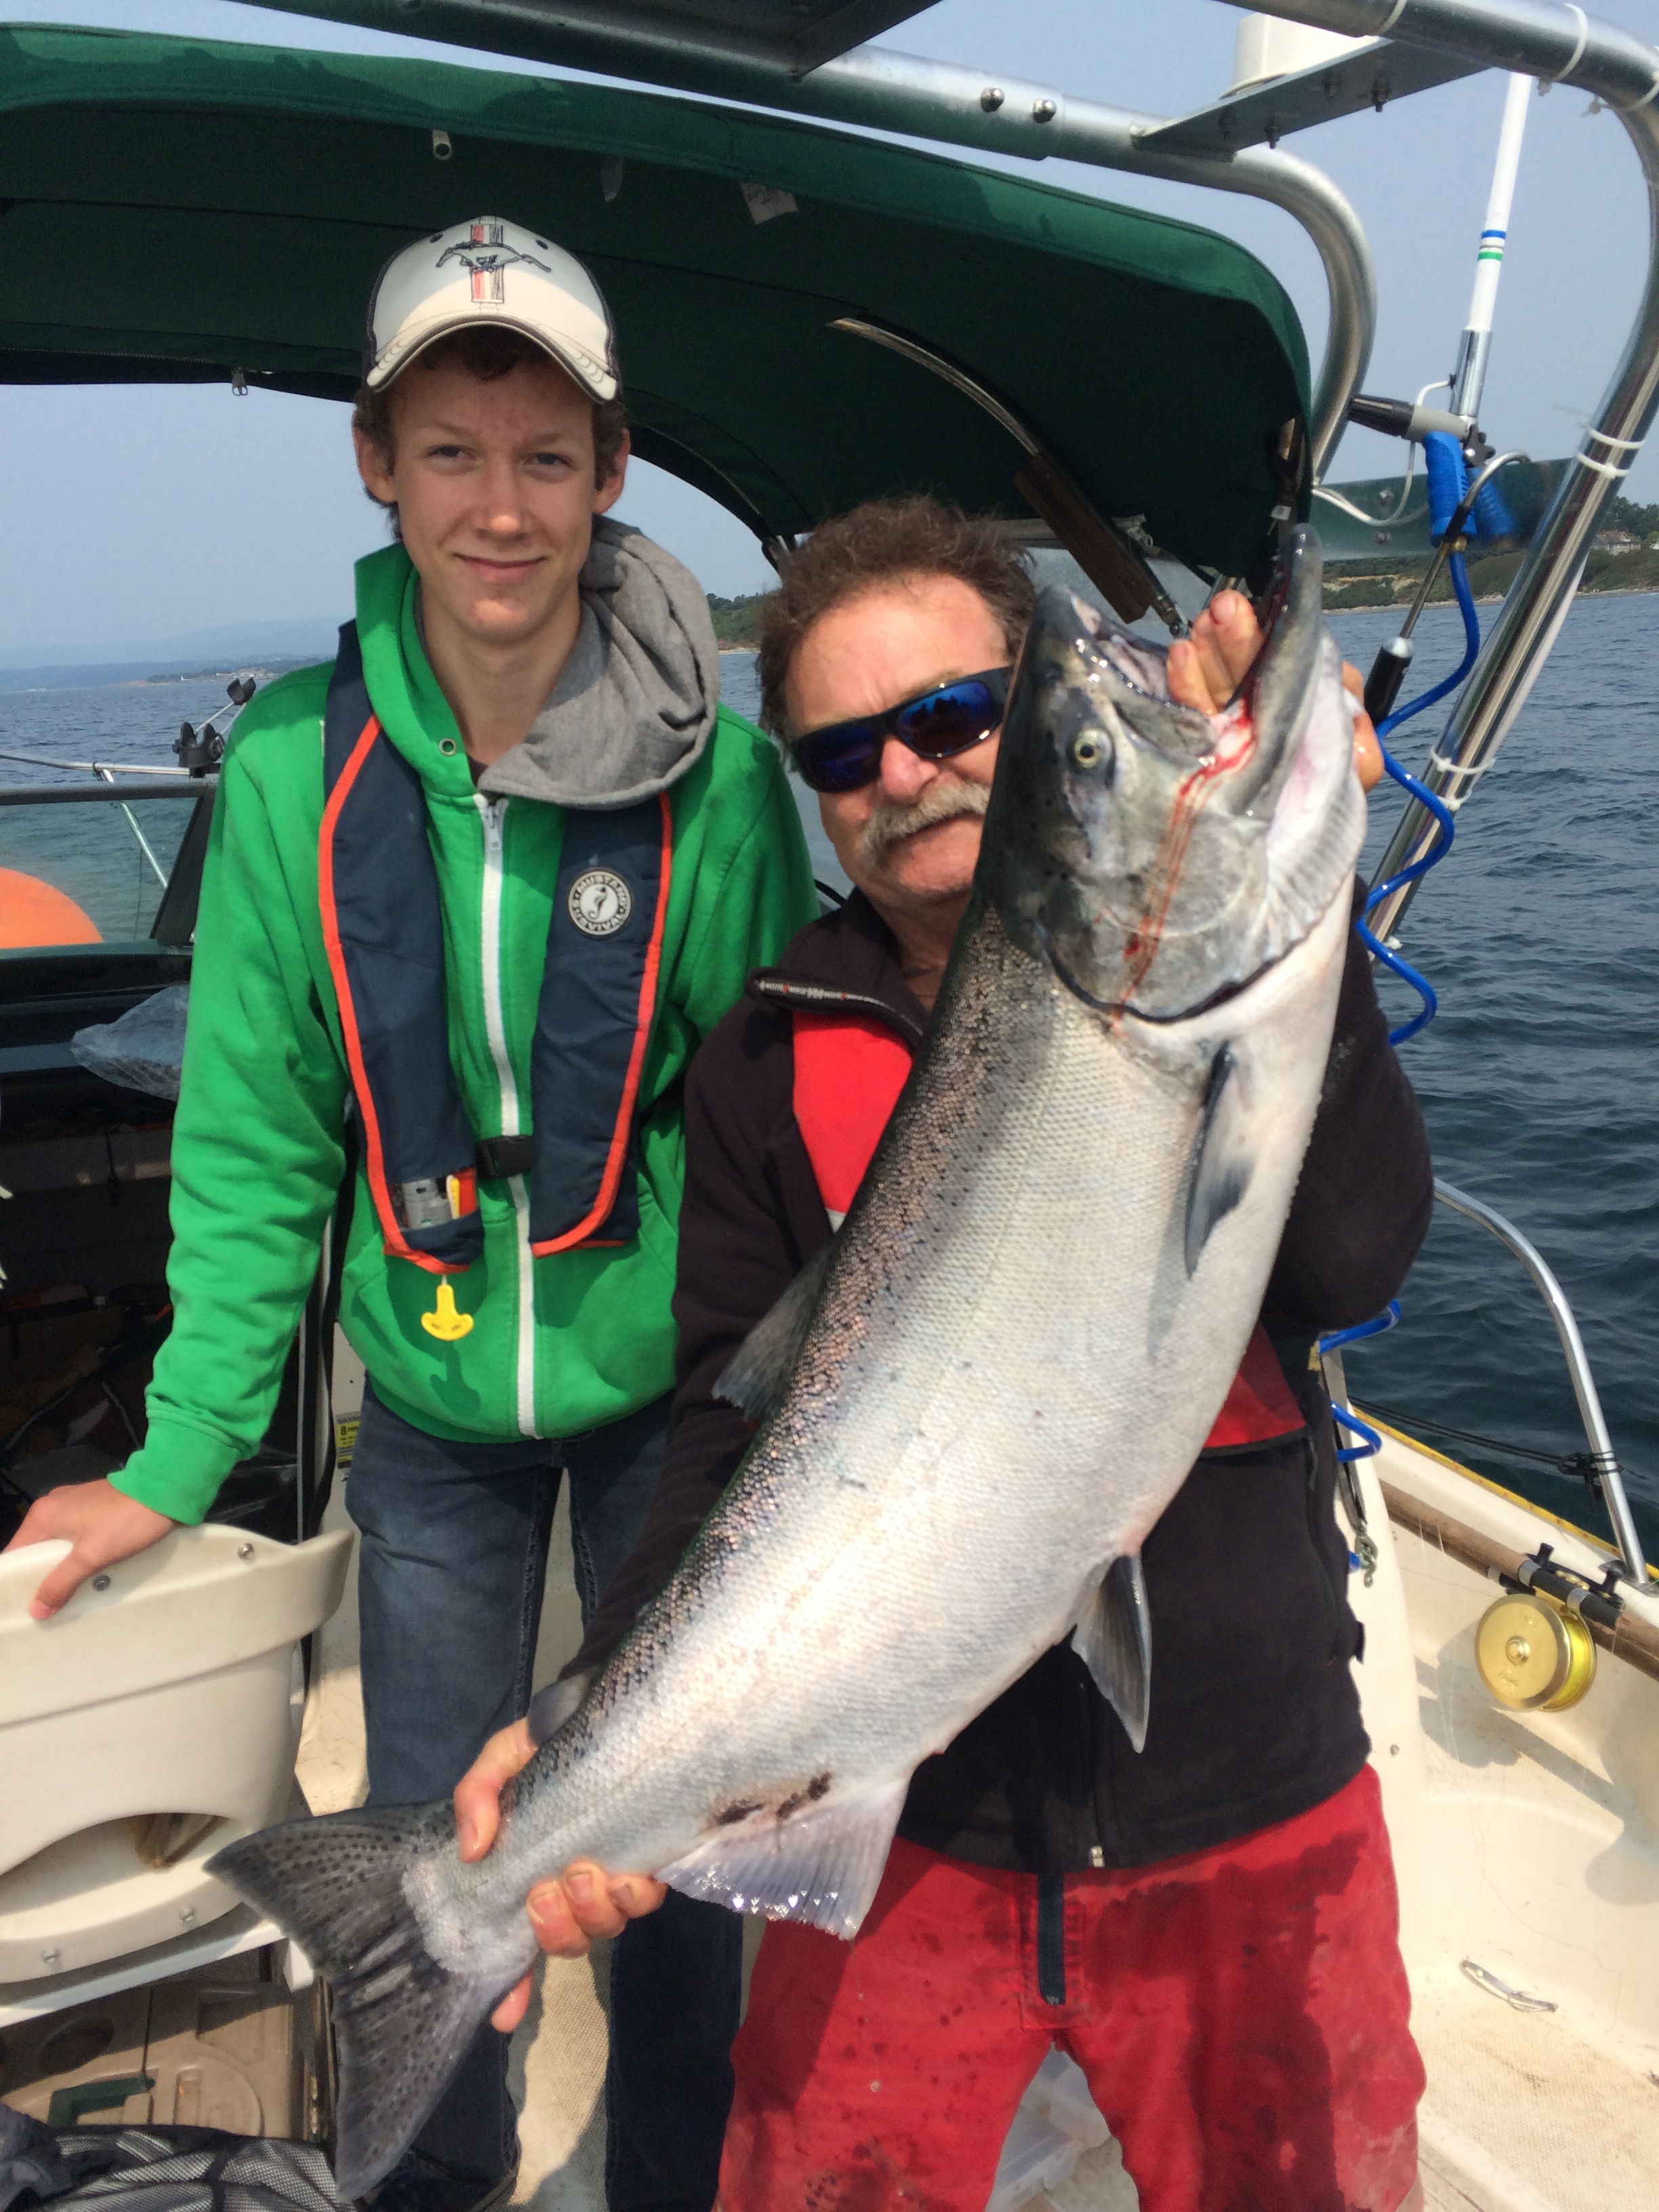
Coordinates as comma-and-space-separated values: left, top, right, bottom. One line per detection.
1354, 548, 1477, 1045
1318, 1303, 1402, 1463
1318, 561, 1481, 1474
1380, 551, 1481, 739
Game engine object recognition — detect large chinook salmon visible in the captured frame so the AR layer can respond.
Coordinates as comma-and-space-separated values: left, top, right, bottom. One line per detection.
213, 526, 1366, 2196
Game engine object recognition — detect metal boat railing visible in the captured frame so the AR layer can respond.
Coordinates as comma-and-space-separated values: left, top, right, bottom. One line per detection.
0, 782, 206, 807
1429, 1177, 1647, 1582
0, 750, 203, 893
764, 64, 1378, 486
0, 748, 192, 779
0, 777, 215, 945
1232, 4, 1659, 942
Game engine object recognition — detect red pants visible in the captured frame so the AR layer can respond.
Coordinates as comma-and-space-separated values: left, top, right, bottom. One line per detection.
719, 1766, 1422, 2212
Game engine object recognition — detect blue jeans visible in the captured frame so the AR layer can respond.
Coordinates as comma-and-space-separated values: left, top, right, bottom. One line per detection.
349, 1384, 742, 2210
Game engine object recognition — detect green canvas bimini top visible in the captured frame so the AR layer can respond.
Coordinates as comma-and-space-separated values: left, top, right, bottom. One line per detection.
0, 22, 1310, 573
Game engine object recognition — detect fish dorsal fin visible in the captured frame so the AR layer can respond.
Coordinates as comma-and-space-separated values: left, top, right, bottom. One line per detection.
715, 1240, 836, 1422
1073, 1553, 1153, 1754
655, 1776, 907, 1939
1184, 1042, 1254, 1276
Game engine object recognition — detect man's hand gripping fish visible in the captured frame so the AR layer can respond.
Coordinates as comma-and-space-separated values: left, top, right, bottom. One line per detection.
211, 526, 1366, 2195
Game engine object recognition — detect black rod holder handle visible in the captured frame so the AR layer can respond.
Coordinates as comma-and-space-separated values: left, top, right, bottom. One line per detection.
1364, 637, 1413, 726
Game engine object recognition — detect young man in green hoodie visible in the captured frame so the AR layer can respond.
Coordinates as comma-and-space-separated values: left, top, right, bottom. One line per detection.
4, 217, 817, 2212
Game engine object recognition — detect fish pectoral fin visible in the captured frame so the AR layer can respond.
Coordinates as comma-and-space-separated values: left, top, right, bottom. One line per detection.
655, 1776, 907, 1940
1184, 1042, 1254, 1276
1073, 1553, 1153, 1755
715, 1239, 836, 1422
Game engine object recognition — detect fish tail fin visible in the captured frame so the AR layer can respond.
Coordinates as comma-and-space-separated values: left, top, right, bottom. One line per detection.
210, 1809, 504, 2198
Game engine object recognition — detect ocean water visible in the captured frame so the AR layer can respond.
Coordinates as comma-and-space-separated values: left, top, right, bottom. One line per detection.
3, 602, 1655, 1557
0, 676, 230, 940
1324, 596, 1659, 1558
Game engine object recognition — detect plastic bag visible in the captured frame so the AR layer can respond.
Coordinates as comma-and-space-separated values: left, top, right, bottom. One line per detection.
70, 987, 189, 1101
986, 2047, 1111, 2212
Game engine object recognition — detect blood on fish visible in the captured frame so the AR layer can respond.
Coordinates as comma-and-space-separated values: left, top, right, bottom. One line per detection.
1122, 707, 1257, 998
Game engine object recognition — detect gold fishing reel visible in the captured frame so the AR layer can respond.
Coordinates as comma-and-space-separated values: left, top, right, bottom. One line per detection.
1475, 1591, 1597, 1712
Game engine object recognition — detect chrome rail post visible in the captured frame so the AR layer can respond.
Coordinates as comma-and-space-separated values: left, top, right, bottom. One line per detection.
1047, 106, 1374, 482
95, 762, 170, 892
260, 6, 1374, 494
792, 58, 1376, 480
1434, 1177, 1647, 1582
1226, 5, 1659, 941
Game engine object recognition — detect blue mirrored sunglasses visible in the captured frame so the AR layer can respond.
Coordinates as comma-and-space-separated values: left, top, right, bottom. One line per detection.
790, 668, 1011, 794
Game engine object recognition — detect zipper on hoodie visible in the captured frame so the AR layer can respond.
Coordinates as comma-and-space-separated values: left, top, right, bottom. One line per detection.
477, 794, 539, 1437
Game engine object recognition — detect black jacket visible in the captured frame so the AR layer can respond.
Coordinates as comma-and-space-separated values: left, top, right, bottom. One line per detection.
569, 886, 1433, 1872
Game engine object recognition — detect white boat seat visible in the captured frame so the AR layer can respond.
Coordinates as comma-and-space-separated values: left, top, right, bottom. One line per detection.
0, 1524, 351, 1986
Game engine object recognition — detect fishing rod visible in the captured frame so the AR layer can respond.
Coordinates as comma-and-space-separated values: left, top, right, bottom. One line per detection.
1452, 70, 1532, 426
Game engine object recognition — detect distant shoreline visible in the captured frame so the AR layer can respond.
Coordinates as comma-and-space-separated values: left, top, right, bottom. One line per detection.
1327, 581, 1659, 615
4, 583, 1650, 693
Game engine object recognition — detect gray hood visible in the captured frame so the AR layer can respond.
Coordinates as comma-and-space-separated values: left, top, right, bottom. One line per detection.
478, 517, 722, 811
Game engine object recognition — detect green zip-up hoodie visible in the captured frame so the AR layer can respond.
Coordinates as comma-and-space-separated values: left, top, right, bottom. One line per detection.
112, 543, 816, 1526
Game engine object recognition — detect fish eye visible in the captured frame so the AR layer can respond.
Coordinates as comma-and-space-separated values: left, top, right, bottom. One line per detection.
1071, 732, 1107, 771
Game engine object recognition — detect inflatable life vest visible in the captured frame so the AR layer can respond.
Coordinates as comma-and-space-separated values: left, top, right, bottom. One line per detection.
790, 1007, 1305, 1454
319, 623, 671, 1277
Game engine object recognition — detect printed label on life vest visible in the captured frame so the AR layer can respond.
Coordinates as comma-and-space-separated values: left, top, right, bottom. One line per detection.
567, 868, 632, 936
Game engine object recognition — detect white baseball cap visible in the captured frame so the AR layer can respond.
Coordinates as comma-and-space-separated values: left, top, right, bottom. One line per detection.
363, 216, 619, 400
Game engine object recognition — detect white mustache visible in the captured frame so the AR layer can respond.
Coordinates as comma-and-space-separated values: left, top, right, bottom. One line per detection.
856, 777, 990, 871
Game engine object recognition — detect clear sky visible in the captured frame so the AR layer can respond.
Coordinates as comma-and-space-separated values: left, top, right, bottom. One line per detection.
3, 0, 1658, 656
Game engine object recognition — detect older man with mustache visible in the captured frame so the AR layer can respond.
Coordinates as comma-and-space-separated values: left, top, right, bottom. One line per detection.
458, 497, 1430, 2212
762, 509, 1380, 1018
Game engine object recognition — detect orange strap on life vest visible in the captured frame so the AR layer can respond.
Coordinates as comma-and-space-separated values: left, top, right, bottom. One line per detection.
789, 1007, 1305, 1452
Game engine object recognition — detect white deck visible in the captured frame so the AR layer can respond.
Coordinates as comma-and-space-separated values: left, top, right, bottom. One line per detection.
1348, 1425, 1659, 2211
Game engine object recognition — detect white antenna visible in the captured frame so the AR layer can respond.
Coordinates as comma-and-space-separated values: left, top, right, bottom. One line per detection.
1450, 72, 1533, 423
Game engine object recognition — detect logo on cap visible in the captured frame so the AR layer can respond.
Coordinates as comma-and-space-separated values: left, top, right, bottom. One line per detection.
568, 870, 632, 937
436, 219, 552, 306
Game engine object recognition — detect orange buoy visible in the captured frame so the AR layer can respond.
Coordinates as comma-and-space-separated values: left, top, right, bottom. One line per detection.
0, 869, 102, 947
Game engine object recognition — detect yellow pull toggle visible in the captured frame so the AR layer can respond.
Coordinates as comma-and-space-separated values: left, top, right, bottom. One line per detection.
420, 1280, 474, 1342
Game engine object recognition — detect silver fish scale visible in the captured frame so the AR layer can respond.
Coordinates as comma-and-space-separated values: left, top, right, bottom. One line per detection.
409, 875, 1351, 1965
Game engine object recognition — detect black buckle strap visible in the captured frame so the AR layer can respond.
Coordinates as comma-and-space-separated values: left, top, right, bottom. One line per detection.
476, 1133, 535, 1180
